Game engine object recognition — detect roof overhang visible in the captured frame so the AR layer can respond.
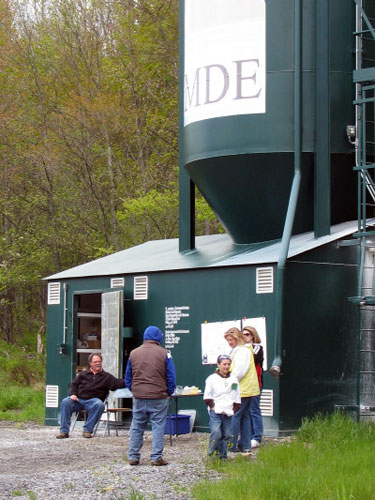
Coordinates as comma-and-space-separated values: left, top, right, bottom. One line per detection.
45, 220, 360, 280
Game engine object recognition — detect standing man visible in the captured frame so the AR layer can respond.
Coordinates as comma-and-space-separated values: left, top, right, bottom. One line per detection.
125, 325, 176, 466
56, 353, 125, 439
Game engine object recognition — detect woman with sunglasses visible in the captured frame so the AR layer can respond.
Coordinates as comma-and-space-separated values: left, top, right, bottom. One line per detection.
242, 326, 263, 448
224, 327, 260, 453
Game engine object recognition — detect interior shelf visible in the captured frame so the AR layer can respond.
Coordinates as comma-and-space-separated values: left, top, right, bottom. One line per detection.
77, 349, 102, 353
77, 312, 101, 318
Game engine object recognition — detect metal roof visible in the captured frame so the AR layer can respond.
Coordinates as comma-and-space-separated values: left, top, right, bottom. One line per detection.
45, 220, 359, 280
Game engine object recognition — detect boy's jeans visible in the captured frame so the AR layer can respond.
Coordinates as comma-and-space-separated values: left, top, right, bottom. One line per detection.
208, 411, 232, 459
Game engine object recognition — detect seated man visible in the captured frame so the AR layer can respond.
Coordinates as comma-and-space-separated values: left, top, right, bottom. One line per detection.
56, 353, 125, 439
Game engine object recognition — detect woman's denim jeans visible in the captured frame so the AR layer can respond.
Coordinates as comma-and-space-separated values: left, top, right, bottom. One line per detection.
128, 398, 169, 461
250, 393, 263, 442
231, 396, 252, 451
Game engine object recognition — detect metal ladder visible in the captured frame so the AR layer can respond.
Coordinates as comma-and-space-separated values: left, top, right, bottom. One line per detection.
351, 0, 375, 416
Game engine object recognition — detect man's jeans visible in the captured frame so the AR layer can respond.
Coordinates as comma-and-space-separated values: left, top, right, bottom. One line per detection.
250, 393, 263, 442
208, 411, 232, 460
128, 398, 169, 461
231, 396, 252, 451
59, 397, 105, 434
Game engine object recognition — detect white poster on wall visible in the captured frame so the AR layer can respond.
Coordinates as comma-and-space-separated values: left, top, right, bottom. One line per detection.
184, 0, 266, 126
242, 316, 267, 371
201, 320, 241, 365
201, 317, 267, 369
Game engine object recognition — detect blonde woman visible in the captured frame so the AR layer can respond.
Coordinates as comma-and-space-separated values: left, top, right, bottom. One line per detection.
224, 327, 260, 452
242, 326, 264, 448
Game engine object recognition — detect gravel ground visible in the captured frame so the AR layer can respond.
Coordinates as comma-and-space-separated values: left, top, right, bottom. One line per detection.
0, 421, 221, 500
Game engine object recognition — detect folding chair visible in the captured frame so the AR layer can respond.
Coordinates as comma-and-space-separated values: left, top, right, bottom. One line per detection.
70, 406, 103, 436
70, 408, 87, 435
102, 388, 133, 436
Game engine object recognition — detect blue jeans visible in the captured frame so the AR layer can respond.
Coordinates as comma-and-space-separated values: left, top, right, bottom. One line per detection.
250, 393, 263, 442
59, 397, 105, 434
129, 398, 169, 461
231, 397, 252, 451
208, 411, 232, 460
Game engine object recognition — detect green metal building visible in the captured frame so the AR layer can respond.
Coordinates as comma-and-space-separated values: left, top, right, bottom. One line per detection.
45, 220, 359, 434
45, 1, 375, 433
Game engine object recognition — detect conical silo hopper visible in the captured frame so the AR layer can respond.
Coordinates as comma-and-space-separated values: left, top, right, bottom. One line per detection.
180, 0, 356, 245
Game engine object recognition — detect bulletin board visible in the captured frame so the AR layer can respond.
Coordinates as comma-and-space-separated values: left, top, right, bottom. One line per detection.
201, 316, 267, 369
201, 320, 241, 365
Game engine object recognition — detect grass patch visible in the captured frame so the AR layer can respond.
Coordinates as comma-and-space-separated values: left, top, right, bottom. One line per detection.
0, 338, 45, 424
0, 386, 45, 423
191, 413, 375, 500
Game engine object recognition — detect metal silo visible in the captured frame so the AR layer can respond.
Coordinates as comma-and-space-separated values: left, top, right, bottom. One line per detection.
179, 0, 356, 246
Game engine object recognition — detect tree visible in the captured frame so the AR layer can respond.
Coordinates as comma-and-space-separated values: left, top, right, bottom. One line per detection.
0, 0, 222, 344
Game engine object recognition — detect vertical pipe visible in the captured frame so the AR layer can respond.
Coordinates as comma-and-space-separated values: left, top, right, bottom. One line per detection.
179, 0, 195, 253
61, 282, 68, 354
314, 0, 331, 237
270, 0, 302, 376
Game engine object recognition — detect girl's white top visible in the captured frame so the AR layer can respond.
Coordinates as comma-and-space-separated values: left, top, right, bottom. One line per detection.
203, 372, 241, 416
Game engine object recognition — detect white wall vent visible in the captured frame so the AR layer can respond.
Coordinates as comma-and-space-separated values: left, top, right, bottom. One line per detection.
111, 277, 125, 288
256, 267, 274, 294
260, 389, 273, 416
45, 385, 59, 408
47, 282, 61, 305
134, 276, 148, 300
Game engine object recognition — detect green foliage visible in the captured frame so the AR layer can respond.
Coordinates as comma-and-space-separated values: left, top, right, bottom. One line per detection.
297, 411, 375, 444
196, 192, 225, 235
0, 340, 45, 387
26, 491, 38, 500
117, 187, 179, 244
192, 413, 375, 500
0, 386, 45, 423
0, 339, 45, 420
0, 0, 224, 344
0, 0, 190, 343
127, 490, 149, 500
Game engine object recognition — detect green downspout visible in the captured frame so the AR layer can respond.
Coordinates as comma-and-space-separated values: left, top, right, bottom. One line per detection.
314, 0, 330, 238
178, 0, 196, 253
270, 0, 302, 376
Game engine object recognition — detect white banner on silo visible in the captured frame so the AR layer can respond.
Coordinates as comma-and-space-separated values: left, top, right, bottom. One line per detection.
184, 0, 266, 126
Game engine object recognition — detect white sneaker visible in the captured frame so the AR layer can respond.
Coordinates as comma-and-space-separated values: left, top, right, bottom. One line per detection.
251, 439, 260, 448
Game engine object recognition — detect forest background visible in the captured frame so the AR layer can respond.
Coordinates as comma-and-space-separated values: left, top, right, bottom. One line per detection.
0, 0, 222, 360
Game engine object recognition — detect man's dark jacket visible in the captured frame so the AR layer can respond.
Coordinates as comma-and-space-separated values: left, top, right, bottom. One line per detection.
69, 369, 125, 401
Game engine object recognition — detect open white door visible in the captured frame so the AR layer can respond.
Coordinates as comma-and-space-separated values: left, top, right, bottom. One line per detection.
101, 290, 122, 412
